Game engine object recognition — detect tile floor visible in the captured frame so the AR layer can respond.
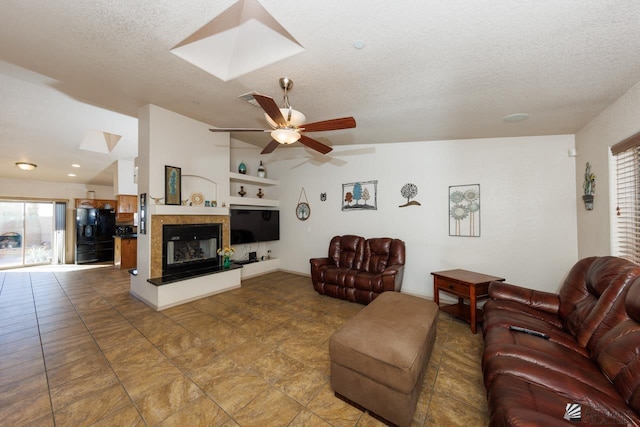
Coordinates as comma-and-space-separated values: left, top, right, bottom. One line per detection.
0, 265, 489, 426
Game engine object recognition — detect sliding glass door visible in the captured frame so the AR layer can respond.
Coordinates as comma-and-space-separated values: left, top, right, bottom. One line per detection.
0, 201, 65, 269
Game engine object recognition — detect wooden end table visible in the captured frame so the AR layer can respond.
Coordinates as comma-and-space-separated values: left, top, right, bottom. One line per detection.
431, 269, 505, 334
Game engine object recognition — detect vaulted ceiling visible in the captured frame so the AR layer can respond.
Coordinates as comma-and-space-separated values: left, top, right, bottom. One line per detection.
2, 1, 640, 185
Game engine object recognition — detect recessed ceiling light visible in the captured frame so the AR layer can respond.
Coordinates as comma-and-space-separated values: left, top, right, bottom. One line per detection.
503, 113, 530, 123
353, 40, 365, 49
72, 164, 80, 168
15, 162, 37, 171
67, 173, 76, 177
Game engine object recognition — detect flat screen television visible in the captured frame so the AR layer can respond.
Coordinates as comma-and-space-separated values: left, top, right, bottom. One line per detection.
230, 209, 280, 245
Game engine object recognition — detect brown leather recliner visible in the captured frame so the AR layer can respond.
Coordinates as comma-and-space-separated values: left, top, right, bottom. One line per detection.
481, 256, 640, 426
310, 235, 405, 304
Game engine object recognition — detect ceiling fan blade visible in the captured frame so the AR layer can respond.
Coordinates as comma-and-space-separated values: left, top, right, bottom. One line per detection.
253, 94, 287, 127
298, 134, 333, 154
261, 139, 281, 154
301, 117, 356, 133
209, 128, 269, 132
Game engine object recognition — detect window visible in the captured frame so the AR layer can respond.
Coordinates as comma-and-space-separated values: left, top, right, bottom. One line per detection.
0, 200, 66, 269
612, 131, 640, 264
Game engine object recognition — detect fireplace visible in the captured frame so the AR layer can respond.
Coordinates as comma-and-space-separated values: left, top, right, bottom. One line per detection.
162, 223, 222, 276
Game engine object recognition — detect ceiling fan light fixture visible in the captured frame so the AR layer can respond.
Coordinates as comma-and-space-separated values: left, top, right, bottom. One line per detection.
271, 128, 301, 144
265, 108, 306, 128
15, 162, 37, 171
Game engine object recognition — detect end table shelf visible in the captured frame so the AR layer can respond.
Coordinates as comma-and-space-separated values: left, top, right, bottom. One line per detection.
431, 269, 505, 334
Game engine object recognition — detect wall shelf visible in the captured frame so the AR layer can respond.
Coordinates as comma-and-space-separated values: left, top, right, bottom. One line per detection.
229, 172, 278, 186
228, 196, 279, 207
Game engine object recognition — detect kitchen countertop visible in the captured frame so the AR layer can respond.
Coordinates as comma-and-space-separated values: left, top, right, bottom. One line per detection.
113, 234, 137, 239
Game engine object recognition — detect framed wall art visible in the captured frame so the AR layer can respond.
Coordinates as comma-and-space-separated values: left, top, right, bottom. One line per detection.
449, 184, 480, 237
342, 180, 377, 211
164, 165, 182, 205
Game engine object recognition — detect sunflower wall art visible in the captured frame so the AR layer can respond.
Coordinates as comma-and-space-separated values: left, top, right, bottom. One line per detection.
449, 184, 480, 237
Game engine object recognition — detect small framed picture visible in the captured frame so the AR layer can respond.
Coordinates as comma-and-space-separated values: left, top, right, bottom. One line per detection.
164, 165, 182, 205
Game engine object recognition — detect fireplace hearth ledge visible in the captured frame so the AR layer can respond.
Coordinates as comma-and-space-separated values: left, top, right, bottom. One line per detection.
130, 267, 242, 311
148, 264, 242, 286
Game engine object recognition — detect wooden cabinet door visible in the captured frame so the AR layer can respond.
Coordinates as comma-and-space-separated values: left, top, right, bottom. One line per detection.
117, 195, 137, 213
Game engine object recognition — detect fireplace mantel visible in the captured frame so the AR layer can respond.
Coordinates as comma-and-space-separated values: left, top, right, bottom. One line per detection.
149, 205, 229, 216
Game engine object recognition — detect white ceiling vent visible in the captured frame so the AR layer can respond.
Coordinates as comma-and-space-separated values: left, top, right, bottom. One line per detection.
238, 92, 261, 107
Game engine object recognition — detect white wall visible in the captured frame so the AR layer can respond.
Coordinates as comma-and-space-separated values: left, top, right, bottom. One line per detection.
131, 105, 230, 306
0, 177, 114, 263
575, 81, 640, 258
253, 134, 578, 298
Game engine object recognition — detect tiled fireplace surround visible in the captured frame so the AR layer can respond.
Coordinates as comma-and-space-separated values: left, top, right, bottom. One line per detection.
150, 214, 230, 278
130, 213, 242, 311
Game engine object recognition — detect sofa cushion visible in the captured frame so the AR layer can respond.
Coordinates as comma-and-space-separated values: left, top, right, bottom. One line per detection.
482, 328, 621, 397
595, 277, 640, 414
487, 374, 640, 426
330, 235, 364, 270
361, 238, 405, 274
560, 256, 640, 348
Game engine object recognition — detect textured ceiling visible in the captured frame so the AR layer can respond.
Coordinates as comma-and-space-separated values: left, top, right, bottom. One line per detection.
1, 0, 640, 185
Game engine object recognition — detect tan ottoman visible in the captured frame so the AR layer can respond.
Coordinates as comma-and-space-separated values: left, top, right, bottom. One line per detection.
329, 292, 438, 427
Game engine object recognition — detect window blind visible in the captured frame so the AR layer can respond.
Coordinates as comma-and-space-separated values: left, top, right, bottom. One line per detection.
612, 131, 640, 264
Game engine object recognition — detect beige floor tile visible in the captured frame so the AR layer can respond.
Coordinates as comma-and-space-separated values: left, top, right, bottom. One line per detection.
0, 357, 46, 384
0, 333, 41, 357
39, 323, 90, 346
273, 365, 328, 406
0, 389, 52, 426
204, 366, 272, 415
53, 382, 130, 426
43, 340, 103, 370
90, 404, 146, 427
0, 325, 40, 344
90, 322, 146, 350
289, 409, 335, 427
132, 375, 203, 425
306, 383, 364, 427
46, 353, 112, 388
425, 391, 488, 427
158, 395, 232, 427
50, 368, 120, 411
232, 386, 303, 426
120, 362, 184, 399
0, 343, 43, 371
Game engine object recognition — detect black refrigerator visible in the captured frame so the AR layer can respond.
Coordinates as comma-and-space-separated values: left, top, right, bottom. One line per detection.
75, 208, 116, 264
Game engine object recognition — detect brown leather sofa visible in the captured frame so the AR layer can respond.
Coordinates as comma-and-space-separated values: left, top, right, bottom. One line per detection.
481, 256, 640, 426
309, 235, 405, 304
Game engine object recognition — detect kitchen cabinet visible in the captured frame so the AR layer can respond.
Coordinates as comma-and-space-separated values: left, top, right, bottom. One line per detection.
116, 195, 137, 221
114, 236, 137, 269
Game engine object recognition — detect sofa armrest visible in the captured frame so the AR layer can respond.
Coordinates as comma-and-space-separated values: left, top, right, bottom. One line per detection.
310, 257, 333, 268
381, 265, 405, 292
489, 281, 560, 314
